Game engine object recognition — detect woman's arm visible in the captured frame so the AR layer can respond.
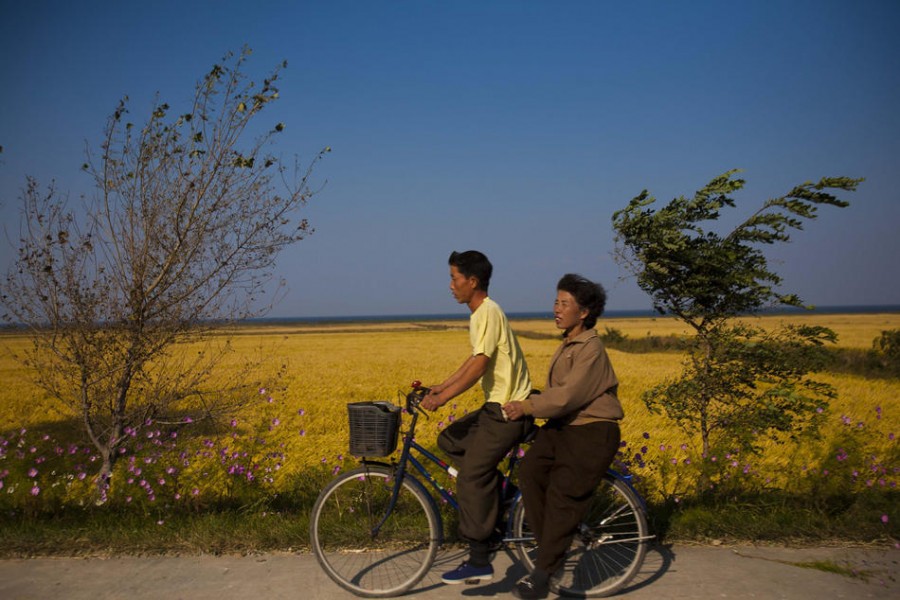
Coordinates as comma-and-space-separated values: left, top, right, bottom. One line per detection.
522, 339, 615, 419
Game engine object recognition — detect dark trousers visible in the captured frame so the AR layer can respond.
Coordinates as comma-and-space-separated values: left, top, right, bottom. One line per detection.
438, 402, 531, 565
519, 420, 621, 574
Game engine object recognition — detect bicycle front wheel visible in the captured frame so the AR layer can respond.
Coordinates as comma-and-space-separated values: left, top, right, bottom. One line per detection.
309, 464, 440, 598
511, 474, 650, 598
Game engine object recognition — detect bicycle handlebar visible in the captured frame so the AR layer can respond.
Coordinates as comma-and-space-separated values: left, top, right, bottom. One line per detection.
405, 380, 430, 414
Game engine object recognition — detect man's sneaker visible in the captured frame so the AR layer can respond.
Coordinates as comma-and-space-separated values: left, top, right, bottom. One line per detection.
511, 574, 550, 599
440, 561, 494, 584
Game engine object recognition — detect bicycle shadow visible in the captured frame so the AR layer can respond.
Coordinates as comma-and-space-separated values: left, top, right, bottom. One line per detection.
616, 543, 674, 594
411, 543, 674, 597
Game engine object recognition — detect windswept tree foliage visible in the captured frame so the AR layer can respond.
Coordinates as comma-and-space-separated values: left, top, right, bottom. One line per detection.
612, 170, 862, 455
872, 329, 900, 376
1, 48, 328, 491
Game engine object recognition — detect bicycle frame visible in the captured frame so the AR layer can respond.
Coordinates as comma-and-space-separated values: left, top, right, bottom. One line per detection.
363, 397, 525, 541
363, 388, 648, 549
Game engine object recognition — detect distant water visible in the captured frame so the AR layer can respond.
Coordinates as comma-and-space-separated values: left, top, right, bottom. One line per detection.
252, 305, 900, 325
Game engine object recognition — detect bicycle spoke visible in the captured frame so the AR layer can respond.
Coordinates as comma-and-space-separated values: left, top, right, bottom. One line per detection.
512, 474, 649, 598
311, 466, 439, 597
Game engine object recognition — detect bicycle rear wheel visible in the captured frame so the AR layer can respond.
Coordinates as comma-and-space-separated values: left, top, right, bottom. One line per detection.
309, 464, 440, 597
511, 474, 650, 598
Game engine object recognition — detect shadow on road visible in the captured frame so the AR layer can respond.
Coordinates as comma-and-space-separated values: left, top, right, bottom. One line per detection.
619, 543, 675, 594
405, 543, 675, 597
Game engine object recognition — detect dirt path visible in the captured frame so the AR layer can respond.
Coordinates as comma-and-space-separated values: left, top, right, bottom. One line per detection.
1, 544, 897, 599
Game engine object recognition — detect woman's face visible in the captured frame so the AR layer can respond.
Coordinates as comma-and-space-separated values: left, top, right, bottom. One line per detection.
554, 290, 587, 333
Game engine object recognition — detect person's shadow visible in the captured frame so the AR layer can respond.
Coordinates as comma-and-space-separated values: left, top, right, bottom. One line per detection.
413, 543, 674, 597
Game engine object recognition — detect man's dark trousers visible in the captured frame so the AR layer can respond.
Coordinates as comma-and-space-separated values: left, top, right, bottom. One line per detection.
438, 402, 530, 565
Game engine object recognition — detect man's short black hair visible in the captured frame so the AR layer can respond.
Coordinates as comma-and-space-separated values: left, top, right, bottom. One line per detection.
557, 273, 607, 330
449, 250, 492, 292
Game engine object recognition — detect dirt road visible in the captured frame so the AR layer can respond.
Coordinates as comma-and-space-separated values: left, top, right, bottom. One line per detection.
1, 544, 897, 599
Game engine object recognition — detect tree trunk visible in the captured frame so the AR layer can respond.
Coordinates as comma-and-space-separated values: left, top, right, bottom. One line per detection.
97, 448, 113, 496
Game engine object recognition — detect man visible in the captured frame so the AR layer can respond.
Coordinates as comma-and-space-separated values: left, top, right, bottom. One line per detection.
420, 250, 533, 585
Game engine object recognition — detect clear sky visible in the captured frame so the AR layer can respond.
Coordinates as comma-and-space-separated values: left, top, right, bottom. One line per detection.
2, 1, 899, 318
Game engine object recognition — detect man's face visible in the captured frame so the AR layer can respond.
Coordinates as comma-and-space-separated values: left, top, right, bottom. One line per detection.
449, 265, 477, 305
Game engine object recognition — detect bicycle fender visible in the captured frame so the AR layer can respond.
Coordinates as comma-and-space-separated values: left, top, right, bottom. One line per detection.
607, 468, 649, 513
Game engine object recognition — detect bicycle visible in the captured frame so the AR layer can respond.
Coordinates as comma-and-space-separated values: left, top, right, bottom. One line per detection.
309, 382, 652, 598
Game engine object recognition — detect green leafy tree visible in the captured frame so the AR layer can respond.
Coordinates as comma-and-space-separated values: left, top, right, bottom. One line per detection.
872, 329, 900, 375
1, 48, 328, 492
612, 170, 862, 455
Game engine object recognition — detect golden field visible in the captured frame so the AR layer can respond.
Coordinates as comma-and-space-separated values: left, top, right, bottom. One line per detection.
0, 312, 898, 508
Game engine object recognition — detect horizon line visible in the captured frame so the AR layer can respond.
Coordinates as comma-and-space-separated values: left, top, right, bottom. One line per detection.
255, 303, 900, 324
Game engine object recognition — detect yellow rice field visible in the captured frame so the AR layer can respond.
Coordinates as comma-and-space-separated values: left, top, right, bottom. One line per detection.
0, 312, 898, 505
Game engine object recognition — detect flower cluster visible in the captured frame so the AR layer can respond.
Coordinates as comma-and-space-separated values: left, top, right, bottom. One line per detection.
606, 404, 897, 544
0, 390, 895, 546
0, 387, 311, 511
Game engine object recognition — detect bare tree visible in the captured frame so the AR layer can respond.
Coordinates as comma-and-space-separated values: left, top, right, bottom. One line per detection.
1, 48, 328, 491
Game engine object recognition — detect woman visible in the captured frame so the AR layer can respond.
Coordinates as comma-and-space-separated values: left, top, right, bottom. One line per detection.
502, 273, 623, 600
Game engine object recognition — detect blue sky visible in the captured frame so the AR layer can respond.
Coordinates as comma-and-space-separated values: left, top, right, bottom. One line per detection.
2, 1, 899, 318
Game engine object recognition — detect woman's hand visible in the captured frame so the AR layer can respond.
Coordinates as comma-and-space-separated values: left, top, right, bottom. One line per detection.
503, 401, 526, 421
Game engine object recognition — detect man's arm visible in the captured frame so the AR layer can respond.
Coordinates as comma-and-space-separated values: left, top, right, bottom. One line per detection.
421, 354, 490, 411
429, 356, 469, 394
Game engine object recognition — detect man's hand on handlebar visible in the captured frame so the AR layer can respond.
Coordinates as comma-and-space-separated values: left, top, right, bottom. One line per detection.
420, 391, 447, 412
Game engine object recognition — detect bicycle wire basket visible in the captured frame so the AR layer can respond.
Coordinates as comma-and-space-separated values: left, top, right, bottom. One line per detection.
347, 401, 402, 457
